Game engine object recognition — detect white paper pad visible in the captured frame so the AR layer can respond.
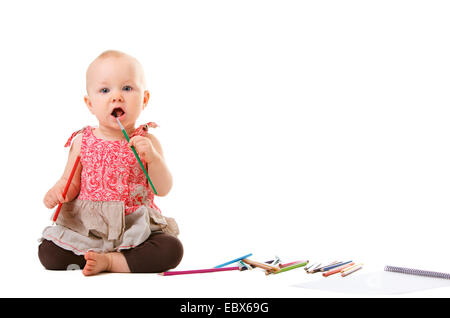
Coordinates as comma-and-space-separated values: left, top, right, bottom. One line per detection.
293, 271, 450, 295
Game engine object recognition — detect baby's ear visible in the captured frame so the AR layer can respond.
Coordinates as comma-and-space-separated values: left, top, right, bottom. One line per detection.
142, 90, 150, 110
84, 95, 94, 114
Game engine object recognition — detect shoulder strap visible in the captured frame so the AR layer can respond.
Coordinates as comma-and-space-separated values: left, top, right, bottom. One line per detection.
131, 122, 159, 137
64, 126, 88, 148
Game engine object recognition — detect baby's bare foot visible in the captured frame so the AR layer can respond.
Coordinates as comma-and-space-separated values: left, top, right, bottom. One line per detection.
82, 251, 111, 276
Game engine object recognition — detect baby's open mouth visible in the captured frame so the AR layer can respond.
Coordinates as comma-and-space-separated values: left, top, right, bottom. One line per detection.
111, 107, 125, 118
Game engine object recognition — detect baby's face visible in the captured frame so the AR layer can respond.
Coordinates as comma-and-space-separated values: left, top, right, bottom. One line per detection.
84, 56, 149, 130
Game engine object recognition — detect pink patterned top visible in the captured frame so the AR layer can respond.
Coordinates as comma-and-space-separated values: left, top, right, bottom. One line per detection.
64, 122, 161, 216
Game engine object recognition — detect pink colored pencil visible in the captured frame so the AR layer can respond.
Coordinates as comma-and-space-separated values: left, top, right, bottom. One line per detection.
160, 266, 240, 276
280, 260, 308, 268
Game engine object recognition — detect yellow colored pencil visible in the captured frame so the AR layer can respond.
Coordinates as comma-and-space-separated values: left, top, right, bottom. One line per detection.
341, 263, 363, 277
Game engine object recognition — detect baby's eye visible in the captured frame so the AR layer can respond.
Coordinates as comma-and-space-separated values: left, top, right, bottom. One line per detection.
100, 88, 110, 93
123, 85, 132, 91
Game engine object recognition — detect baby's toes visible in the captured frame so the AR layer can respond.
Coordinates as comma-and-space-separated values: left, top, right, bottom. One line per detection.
84, 251, 97, 262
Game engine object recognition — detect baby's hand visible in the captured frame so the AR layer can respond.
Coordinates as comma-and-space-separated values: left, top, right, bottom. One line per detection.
43, 180, 69, 209
128, 136, 160, 163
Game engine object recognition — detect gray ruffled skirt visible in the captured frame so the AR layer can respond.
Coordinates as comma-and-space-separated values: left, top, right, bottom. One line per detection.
40, 199, 179, 256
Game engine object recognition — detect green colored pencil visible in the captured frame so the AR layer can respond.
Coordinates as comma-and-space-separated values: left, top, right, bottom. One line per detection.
115, 116, 157, 194
274, 260, 309, 274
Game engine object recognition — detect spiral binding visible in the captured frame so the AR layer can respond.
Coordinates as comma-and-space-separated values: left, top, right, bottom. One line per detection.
384, 265, 450, 280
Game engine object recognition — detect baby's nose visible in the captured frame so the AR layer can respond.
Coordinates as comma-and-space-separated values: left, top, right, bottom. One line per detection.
112, 95, 124, 102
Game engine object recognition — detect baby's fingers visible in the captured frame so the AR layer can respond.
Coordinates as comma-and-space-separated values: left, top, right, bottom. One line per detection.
128, 136, 138, 148
43, 198, 51, 209
58, 192, 69, 203
44, 197, 56, 209
128, 136, 148, 148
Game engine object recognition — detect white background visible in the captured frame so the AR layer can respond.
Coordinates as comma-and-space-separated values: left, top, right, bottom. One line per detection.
1, 0, 450, 297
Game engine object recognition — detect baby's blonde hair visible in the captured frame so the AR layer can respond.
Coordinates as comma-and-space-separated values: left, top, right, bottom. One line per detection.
86, 50, 147, 93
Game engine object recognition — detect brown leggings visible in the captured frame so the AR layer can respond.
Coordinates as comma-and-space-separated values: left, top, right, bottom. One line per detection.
38, 232, 183, 273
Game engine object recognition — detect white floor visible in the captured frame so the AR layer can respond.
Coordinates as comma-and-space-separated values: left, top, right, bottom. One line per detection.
4, 258, 450, 298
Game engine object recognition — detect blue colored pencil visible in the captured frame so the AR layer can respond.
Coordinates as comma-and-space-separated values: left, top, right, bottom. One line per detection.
321, 260, 353, 272
214, 253, 253, 268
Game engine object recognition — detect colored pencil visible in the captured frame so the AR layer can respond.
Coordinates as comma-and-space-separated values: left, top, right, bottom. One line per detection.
115, 117, 157, 194
160, 266, 240, 276
279, 260, 308, 268
341, 264, 363, 277
239, 260, 253, 271
341, 263, 359, 273
270, 256, 282, 266
242, 258, 280, 272
239, 258, 277, 271
323, 262, 355, 277
321, 260, 353, 272
279, 261, 301, 268
309, 261, 340, 273
306, 263, 321, 273
265, 260, 306, 275
273, 260, 309, 274
52, 155, 81, 223
213, 253, 253, 268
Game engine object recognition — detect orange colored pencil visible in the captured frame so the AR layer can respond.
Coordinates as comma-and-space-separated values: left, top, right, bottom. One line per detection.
242, 259, 280, 273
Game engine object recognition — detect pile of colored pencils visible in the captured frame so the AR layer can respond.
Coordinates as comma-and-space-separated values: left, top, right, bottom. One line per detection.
160, 254, 363, 278
160, 253, 310, 276
304, 261, 363, 277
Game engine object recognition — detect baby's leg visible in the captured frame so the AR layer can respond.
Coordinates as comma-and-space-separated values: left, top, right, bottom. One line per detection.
121, 232, 183, 273
38, 239, 86, 270
39, 233, 183, 275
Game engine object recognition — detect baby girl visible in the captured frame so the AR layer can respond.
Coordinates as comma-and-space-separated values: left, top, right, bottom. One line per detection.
38, 50, 183, 276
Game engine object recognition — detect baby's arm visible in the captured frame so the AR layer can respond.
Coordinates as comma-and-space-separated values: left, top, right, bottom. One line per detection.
147, 134, 173, 196
43, 135, 83, 209
129, 133, 173, 196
